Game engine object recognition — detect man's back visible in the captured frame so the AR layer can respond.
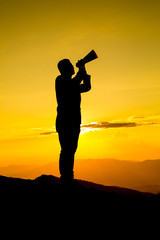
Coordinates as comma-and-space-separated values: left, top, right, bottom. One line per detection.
55, 71, 91, 132
55, 74, 81, 131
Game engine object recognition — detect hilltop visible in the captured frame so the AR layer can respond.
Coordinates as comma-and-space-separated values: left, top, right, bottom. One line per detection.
0, 174, 159, 207
1, 174, 159, 235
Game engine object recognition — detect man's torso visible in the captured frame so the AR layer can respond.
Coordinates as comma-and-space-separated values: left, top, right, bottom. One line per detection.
55, 75, 81, 131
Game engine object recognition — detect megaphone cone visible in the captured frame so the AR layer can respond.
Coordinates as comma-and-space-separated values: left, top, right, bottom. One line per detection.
76, 50, 98, 67
83, 50, 98, 64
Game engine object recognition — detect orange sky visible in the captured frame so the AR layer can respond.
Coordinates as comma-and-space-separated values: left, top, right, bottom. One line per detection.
1, 0, 160, 174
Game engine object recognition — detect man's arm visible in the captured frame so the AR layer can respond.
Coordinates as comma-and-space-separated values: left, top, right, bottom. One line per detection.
79, 65, 91, 93
79, 74, 91, 93
73, 65, 91, 93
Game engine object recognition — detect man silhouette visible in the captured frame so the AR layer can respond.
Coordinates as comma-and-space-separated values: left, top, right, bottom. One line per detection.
55, 59, 91, 184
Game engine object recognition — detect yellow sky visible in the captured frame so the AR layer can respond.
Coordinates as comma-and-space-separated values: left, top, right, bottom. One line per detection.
1, 0, 160, 168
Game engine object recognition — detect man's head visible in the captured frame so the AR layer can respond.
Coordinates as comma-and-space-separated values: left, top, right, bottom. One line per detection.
58, 59, 75, 76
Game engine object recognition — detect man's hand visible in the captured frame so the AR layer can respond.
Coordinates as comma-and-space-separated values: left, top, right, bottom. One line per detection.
76, 59, 84, 68
76, 59, 87, 75
79, 65, 87, 78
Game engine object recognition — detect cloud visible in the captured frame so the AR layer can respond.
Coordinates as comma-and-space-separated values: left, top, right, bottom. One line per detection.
81, 114, 160, 132
40, 131, 56, 135
128, 114, 160, 122
27, 127, 57, 136
39, 115, 160, 135
40, 122, 138, 135
82, 121, 139, 129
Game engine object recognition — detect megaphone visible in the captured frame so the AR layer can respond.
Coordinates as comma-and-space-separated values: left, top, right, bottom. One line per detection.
76, 50, 98, 67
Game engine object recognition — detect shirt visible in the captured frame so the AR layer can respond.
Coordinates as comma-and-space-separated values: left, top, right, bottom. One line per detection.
55, 72, 91, 132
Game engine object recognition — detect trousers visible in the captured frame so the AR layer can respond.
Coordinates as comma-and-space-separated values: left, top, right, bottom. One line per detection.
58, 127, 80, 181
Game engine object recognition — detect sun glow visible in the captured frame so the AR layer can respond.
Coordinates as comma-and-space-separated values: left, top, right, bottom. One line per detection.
80, 127, 98, 134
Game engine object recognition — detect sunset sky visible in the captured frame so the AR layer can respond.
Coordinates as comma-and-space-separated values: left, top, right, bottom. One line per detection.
1, 0, 160, 175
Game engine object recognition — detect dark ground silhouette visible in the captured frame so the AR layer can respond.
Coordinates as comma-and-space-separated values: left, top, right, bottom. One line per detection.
0, 174, 159, 237
1, 174, 159, 208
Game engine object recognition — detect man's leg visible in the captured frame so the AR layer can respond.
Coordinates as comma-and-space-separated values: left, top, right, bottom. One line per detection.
69, 129, 80, 176
58, 128, 80, 182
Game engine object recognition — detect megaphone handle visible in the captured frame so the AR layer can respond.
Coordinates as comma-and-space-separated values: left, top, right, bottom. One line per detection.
76, 59, 85, 67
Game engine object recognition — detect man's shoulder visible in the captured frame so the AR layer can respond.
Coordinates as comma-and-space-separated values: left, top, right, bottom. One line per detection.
55, 75, 63, 87
56, 75, 62, 81
56, 75, 69, 82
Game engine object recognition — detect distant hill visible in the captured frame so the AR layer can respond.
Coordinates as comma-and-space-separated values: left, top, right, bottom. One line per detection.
1, 158, 160, 193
